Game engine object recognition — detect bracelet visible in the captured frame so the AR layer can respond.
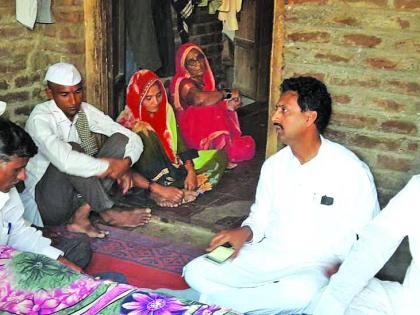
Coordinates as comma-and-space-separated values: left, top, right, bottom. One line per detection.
223, 89, 232, 100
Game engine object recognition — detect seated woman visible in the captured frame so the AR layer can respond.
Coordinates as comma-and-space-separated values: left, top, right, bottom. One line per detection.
117, 69, 227, 207
169, 42, 255, 169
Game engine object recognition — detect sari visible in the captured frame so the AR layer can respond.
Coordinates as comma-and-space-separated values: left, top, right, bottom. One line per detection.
169, 42, 255, 163
117, 69, 227, 194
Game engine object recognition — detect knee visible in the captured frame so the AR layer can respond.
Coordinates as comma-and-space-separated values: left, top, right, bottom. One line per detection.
183, 257, 207, 286
108, 133, 128, 146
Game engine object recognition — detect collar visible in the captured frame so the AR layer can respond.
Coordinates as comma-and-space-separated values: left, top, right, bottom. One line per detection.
48, 99, 81, 125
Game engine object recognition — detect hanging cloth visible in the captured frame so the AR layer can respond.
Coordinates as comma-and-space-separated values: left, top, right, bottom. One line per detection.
171, 0, 198, 43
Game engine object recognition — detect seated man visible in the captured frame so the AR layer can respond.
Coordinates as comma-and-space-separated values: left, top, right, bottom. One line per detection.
0, 117, 81, 271
183, 76, 379, 313
20, 62, 151, 238
313, 175, 420, 315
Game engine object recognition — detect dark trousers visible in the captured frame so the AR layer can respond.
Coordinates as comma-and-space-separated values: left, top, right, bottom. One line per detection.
35, 133, 128, 226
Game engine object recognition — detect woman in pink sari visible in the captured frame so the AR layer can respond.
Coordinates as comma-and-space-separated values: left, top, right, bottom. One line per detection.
169, 42, 255, 168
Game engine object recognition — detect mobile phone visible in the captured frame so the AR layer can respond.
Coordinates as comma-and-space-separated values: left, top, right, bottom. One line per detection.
205, 244, 234, 264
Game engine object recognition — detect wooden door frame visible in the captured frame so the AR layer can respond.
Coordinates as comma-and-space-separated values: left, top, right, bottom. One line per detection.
84, 0, 112, 114
265, 1, 285, 157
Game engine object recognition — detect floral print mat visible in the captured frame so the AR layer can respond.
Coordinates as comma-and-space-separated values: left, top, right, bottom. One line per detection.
0, 246, 239, 314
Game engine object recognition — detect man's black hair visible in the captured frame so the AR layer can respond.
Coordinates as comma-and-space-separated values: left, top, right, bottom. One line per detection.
0, 118, 37, 162
280, 76, 332, 133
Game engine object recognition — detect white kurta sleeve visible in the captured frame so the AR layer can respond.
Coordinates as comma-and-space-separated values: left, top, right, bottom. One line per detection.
84, 104, 143, 164
26, 111, 109, 177
331, 162, 380, 261
2, 189, 63, 259
313, 175, 419, 315
241, 158, 273, 243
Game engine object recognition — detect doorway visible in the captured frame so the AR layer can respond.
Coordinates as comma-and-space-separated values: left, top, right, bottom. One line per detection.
84, 0, 274, 120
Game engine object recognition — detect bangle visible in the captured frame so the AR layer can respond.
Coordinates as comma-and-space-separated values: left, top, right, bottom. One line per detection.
223, 89, 232, 100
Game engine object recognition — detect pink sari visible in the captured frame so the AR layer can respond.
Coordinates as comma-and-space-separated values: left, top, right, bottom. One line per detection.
169, 42, 255, 163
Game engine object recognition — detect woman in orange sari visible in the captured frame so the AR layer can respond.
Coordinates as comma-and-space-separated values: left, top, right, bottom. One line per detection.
169, 42, 255, 168
118, 69, 227, 207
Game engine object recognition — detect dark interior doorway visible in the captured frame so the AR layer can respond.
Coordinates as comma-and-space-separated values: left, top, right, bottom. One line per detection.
108, 0, 273, 119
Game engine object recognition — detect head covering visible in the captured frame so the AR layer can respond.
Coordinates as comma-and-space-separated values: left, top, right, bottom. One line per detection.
0, 101, 6, 116
121, 69, 176, 162
44, 62, 82, 86
169, 42, 216, 111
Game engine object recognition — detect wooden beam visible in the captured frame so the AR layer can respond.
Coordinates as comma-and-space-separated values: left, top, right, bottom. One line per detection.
265, 0, 285, 158
84, 0, 112, 114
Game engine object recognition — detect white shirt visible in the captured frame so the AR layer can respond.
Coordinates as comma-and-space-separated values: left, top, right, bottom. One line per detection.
313, 175, 420, 315
21, 100, 143, 226
242, 136, 379, 269
0, 188, 62, 259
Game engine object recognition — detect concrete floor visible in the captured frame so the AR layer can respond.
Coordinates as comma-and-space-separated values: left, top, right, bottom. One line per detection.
132, 102, 268, 249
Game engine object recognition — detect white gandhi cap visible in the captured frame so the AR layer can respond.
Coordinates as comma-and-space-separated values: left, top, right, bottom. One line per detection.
44, 62, 82, 86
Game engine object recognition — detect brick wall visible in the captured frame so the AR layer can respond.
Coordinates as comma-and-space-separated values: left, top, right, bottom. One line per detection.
283, 0, 420, 205
0, 0, 85, 125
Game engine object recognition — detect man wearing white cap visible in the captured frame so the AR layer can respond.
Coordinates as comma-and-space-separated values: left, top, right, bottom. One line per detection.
20, 62, 152, 238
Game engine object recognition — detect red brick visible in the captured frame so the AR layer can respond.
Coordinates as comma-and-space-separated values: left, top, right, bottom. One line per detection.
407, 142, 418, 151
377, 155, 411, 172
372, 98, 406, 112
0, 91, 30, 103
386, 80, 420, 95
351, 134, 400, 151
15, 73, 41, 88
54, 11, 84, 23
333, 17, 359, 26
330, 77, 381, 89
381, 120, 417, 134
332, 112, 378, 128
315, 53, 350, 63
343, 34, 382, 48
395, 17, 410, 29
333, 94, 352, 104
364, 58, 398, 70
287, 31, 331, 43
395, 0, 420, 9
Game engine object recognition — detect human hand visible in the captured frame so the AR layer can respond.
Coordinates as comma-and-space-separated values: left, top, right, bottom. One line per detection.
226, 89, 241, 111
57, 256, 82, 273
99, 157, 131, 179
184, 169, 198, 191
207, 226, 252, 259
117, 172, 134, 194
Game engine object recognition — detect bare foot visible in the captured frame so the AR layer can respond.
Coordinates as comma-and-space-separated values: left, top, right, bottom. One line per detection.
100, 207, 152, 227
182, 190, 198, 204
150, 192, 181, 208
227, 162, 238, 170
67, 222, 108, 238
67, 202, 109, 238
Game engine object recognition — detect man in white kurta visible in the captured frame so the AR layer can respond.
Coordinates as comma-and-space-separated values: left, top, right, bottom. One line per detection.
20, 63, 150, 238
183, 76, 379, 313
313, 175, 420, 315
0, 117, 80, 271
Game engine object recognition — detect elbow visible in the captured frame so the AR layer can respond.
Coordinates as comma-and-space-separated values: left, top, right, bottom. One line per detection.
190, 94, 206, 106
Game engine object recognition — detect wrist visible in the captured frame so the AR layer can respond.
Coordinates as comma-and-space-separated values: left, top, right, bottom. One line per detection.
147, 181, 156, 193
